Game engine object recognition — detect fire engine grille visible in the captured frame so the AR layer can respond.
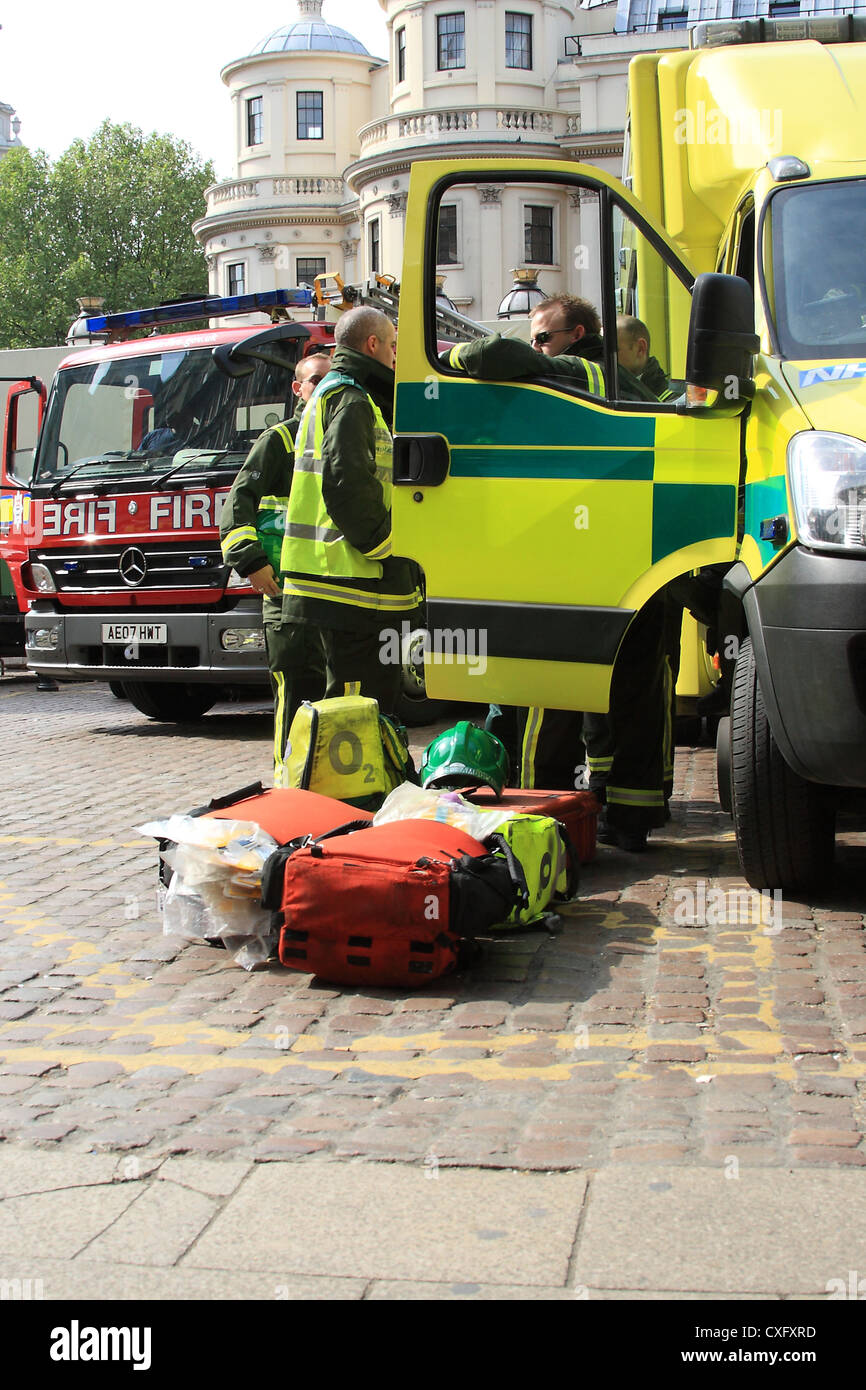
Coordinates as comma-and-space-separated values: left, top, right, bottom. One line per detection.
34, 542, 228, 594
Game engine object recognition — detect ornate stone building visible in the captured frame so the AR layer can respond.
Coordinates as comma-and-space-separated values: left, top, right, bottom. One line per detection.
0, 99, 22, 160
193, 0, 730, 319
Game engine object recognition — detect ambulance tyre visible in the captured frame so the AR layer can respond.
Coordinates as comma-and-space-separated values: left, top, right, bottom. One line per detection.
120, 681, 218, 723
729, 639, 835, 892
398, 626, 440, 726
716, 716, 732, 813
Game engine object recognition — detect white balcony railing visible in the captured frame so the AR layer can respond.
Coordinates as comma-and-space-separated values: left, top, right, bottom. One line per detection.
358, 105, 568, 155
204, 174, 348, 215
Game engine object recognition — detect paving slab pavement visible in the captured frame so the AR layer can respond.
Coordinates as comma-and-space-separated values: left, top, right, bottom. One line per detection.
1, 1148, 865, 1302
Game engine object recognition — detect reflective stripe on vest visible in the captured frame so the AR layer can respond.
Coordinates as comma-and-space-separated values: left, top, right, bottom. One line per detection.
450, 341, 604, 396
282, 576, 422, 611
280, 375, 392, 582
583, 359, 604, 396
221, 525, 258, 560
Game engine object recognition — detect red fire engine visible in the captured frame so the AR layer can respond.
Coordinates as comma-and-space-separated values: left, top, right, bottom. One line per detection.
0, 290, 335, 720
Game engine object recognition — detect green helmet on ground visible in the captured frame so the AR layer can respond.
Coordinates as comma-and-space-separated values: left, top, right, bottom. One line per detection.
420, 721, 510, 798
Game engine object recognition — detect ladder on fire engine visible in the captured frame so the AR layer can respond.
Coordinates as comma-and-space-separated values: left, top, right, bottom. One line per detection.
313, 272, 487, 343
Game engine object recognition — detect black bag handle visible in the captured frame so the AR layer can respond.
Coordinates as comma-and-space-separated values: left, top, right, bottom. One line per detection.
484, 833, 531, 909
188, 781, 265, 818
445, 850, 528, 940
259, 818, 372, 909
305, 819, 375, 854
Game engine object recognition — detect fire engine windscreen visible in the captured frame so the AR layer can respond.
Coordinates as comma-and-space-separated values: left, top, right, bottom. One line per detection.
33, 348, 297, 485
768, 179, 866, 359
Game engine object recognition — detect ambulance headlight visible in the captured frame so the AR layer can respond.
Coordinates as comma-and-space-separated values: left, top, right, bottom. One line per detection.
29, 564, 57, 594
221, 628, 266, 653
28, 627, 60, 651
788, 432, 866, 553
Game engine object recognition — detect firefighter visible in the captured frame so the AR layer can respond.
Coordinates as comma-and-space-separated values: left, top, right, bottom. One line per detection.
446, 296, 667, 851
220, 352, 331, 784
278, 307, 421, 749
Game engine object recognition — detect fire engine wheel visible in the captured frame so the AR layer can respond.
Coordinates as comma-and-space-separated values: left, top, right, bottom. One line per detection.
729, 638, 835, 892
120, 681, 219, 723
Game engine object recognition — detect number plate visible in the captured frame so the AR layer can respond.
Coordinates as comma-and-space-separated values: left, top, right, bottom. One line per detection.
102, 623, 168, 645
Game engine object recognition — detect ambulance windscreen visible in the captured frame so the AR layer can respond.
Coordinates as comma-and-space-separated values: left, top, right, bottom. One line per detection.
768, 179, 866, 360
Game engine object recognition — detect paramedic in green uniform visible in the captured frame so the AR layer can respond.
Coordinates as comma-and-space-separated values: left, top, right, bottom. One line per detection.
220, 352, 331, 784
277, 307, 420, 771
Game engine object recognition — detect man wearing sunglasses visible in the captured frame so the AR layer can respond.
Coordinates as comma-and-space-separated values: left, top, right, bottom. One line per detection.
220, 351, 332, 782
447, 294, 608, 397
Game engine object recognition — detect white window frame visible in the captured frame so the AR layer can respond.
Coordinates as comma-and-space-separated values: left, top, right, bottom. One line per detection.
436, 201, 463, 269
226, 261, 247, 297
521, 200, 559, 268
368, 216, 382, 276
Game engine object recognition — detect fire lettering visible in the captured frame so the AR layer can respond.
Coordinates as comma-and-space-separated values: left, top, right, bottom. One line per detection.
148, 493, 216, 531
184, 495, 209, 528
96, 500, 117, 531
150, 497, 173, 529
62, 502, 86, 535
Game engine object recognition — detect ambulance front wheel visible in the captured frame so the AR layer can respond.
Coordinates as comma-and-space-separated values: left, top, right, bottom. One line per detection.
398, 626, 441, 726
716, 716, 732, 814
120, 680, 219, 723
729, 639, 835, 892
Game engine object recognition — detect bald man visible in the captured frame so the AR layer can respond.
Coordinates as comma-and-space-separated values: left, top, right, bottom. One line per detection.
273, 308, 420, 776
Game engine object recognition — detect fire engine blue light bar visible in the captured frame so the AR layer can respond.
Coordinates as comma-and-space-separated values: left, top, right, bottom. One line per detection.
85, 289, 314, 333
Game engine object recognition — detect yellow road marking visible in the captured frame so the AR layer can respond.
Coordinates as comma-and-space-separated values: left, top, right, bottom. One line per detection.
0, 835, 151, 849
0, 1041, 857, 1084
0, 873, 857, 1087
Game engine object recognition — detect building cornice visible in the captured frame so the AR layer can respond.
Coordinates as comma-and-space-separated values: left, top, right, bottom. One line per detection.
220, 46, 385, 86
193, 208, 360, 246
345, 141, 581, 191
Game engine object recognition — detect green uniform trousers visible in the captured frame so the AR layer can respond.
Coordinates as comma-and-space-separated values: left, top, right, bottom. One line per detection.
265, 621, 326, 788
518, 597, 669, 833
268, 621, 401, 788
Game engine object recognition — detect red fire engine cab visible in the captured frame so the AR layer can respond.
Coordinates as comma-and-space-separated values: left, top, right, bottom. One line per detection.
1, 290, 333, 720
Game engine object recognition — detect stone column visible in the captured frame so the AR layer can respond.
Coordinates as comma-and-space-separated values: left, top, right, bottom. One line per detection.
479, 185, 504, 321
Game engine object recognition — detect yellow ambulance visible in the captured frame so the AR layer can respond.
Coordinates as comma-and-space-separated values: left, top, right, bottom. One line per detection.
391, 17, 866, 893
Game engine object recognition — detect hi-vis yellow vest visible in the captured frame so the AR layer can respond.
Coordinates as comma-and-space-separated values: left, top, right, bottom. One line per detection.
280, 373, 392, 582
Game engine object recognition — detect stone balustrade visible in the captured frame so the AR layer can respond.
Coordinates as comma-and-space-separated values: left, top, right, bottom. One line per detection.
210, 179, 259, 204
205, 175, 348, 213
359, 105, 567, 153
496, 109, 553, 132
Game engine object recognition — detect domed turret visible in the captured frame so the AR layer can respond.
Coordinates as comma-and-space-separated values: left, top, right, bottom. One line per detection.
251, 1, 373, 59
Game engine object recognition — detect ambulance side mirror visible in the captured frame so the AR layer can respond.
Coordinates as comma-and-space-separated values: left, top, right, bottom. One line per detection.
686, 273, 760, 401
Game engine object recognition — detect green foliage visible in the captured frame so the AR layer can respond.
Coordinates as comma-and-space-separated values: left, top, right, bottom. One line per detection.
0, 122, 215, 348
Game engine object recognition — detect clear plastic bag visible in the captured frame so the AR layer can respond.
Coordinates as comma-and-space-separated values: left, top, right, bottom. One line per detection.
141, 816, 279, 970
138, 816, 278, 874
373, 782, 515, 840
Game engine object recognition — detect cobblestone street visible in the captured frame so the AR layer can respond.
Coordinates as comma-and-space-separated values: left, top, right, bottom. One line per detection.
2, 672, 865, 1168
1, 672, 865, 1300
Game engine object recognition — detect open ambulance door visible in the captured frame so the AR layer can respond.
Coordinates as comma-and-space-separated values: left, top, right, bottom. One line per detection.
392, 159, 747, 713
